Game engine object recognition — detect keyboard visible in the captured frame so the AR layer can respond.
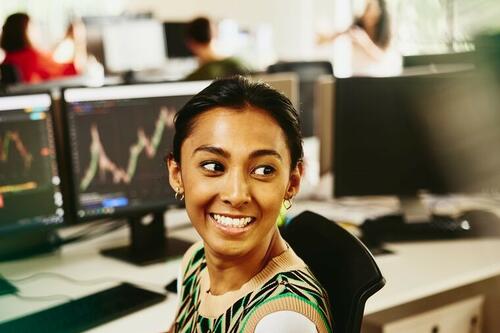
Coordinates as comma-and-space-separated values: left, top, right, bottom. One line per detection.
362, 214, 472, 243
0, 282, 166, 333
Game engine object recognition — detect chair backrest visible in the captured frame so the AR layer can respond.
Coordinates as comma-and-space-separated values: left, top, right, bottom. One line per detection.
266, 61, 333, 137
0, 63, 21, 85
281, 210, 385, 333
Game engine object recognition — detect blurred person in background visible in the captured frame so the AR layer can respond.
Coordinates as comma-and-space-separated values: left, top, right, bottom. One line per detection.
1, 12, 87, 83
318, 0, 401, 77
184, 16, 250, 81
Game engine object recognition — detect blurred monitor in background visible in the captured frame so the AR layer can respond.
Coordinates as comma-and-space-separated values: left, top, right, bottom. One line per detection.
102, 18, 166, 74
163, 22, 194, 59
334, 68, 500, 211
403, 51, 475, 68
334, 68, 500, 248
249, 72, 299, 109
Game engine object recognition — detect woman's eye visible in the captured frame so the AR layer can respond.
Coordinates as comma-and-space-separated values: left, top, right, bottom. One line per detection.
201, 162, 224, 172
253, 165, 275, 176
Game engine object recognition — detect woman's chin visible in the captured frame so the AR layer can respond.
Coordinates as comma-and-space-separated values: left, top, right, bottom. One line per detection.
205, 237, 252, 258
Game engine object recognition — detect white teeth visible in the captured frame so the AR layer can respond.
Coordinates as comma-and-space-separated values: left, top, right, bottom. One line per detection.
212, 214, 253, 228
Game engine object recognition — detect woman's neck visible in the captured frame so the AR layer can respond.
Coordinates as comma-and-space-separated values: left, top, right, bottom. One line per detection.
204, 230, 287, 295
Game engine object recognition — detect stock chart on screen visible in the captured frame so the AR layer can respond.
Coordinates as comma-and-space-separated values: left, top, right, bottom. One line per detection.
0, 94, 63, 230
63, 82, 210, 219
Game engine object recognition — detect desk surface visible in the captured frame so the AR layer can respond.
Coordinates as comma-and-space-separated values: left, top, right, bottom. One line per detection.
1, 204, 500, 332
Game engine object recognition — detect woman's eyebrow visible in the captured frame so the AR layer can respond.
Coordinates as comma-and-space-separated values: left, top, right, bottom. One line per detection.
192, 145, 229, 158
192, 146, 282, 161
249, 149, 282, 161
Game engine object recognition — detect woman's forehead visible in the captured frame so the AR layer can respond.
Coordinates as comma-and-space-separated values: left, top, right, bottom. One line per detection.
183, 106, 291, 159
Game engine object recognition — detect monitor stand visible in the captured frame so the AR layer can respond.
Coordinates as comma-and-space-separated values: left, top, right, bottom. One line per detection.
399, 196, 432, 224
100, 211, 193, 266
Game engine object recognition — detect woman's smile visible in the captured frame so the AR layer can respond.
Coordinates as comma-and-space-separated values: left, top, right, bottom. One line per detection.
209, 212, 256, 235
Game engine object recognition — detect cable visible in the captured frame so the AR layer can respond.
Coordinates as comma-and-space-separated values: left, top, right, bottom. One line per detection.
7, 272, 120, 285
5, 271, 166, 295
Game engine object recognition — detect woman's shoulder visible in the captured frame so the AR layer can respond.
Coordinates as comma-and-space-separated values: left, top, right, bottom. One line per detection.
240, 267, 332, 333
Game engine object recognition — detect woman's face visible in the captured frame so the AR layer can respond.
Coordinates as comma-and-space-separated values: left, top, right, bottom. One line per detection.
168, 106, 301, 258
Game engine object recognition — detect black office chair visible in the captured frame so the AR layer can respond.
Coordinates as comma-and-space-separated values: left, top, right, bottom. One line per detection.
0, 63, 21, 85
267, 61, 333, 137
281, 210, 385, 333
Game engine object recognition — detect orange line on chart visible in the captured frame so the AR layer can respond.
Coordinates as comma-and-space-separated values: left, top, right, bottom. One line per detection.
0, 181, 38, 194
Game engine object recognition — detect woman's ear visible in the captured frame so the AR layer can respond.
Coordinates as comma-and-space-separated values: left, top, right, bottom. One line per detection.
166, 154, 183, 193
286, 161, 304, 199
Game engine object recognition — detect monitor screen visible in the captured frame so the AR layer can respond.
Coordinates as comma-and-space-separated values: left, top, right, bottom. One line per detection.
102, 18, 166, 73
0, 93, 64, 233
163, 22, 194, 59
333, 70, 496, 198
62, 81, 211, 222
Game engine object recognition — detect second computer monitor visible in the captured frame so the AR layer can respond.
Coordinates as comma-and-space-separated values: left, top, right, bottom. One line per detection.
333, 69, 499, 198
102, 18, 166, 73
62, 81, 211, 221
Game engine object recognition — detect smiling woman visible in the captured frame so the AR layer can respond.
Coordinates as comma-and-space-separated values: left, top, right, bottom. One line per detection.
166, 76, 333, 333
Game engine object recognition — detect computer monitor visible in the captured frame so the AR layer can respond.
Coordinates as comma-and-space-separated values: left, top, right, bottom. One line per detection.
403, 51, 475, 68
0, 93, 65, 260
267, 61, 334, 137
334, 69, 499, 226
249, 72, 299, 109
61, 81, 212, 265
102, 18, 166, 73
163, 22, 194, 59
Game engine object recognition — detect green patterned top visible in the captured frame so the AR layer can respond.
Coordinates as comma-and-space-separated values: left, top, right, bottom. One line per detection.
171, 242, 333, 333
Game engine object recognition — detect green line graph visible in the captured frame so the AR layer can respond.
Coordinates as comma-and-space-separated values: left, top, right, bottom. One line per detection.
0, 130, 34, 170
79, 107, 174, 191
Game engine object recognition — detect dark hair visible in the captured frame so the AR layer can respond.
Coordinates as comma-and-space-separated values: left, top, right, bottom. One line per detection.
1, 13, 31, 52
354, 0, 391, 49
185, 17, 212, 44
172, 76, 303, 169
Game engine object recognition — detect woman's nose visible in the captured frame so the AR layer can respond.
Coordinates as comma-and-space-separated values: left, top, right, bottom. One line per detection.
220, 169, 251, 208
